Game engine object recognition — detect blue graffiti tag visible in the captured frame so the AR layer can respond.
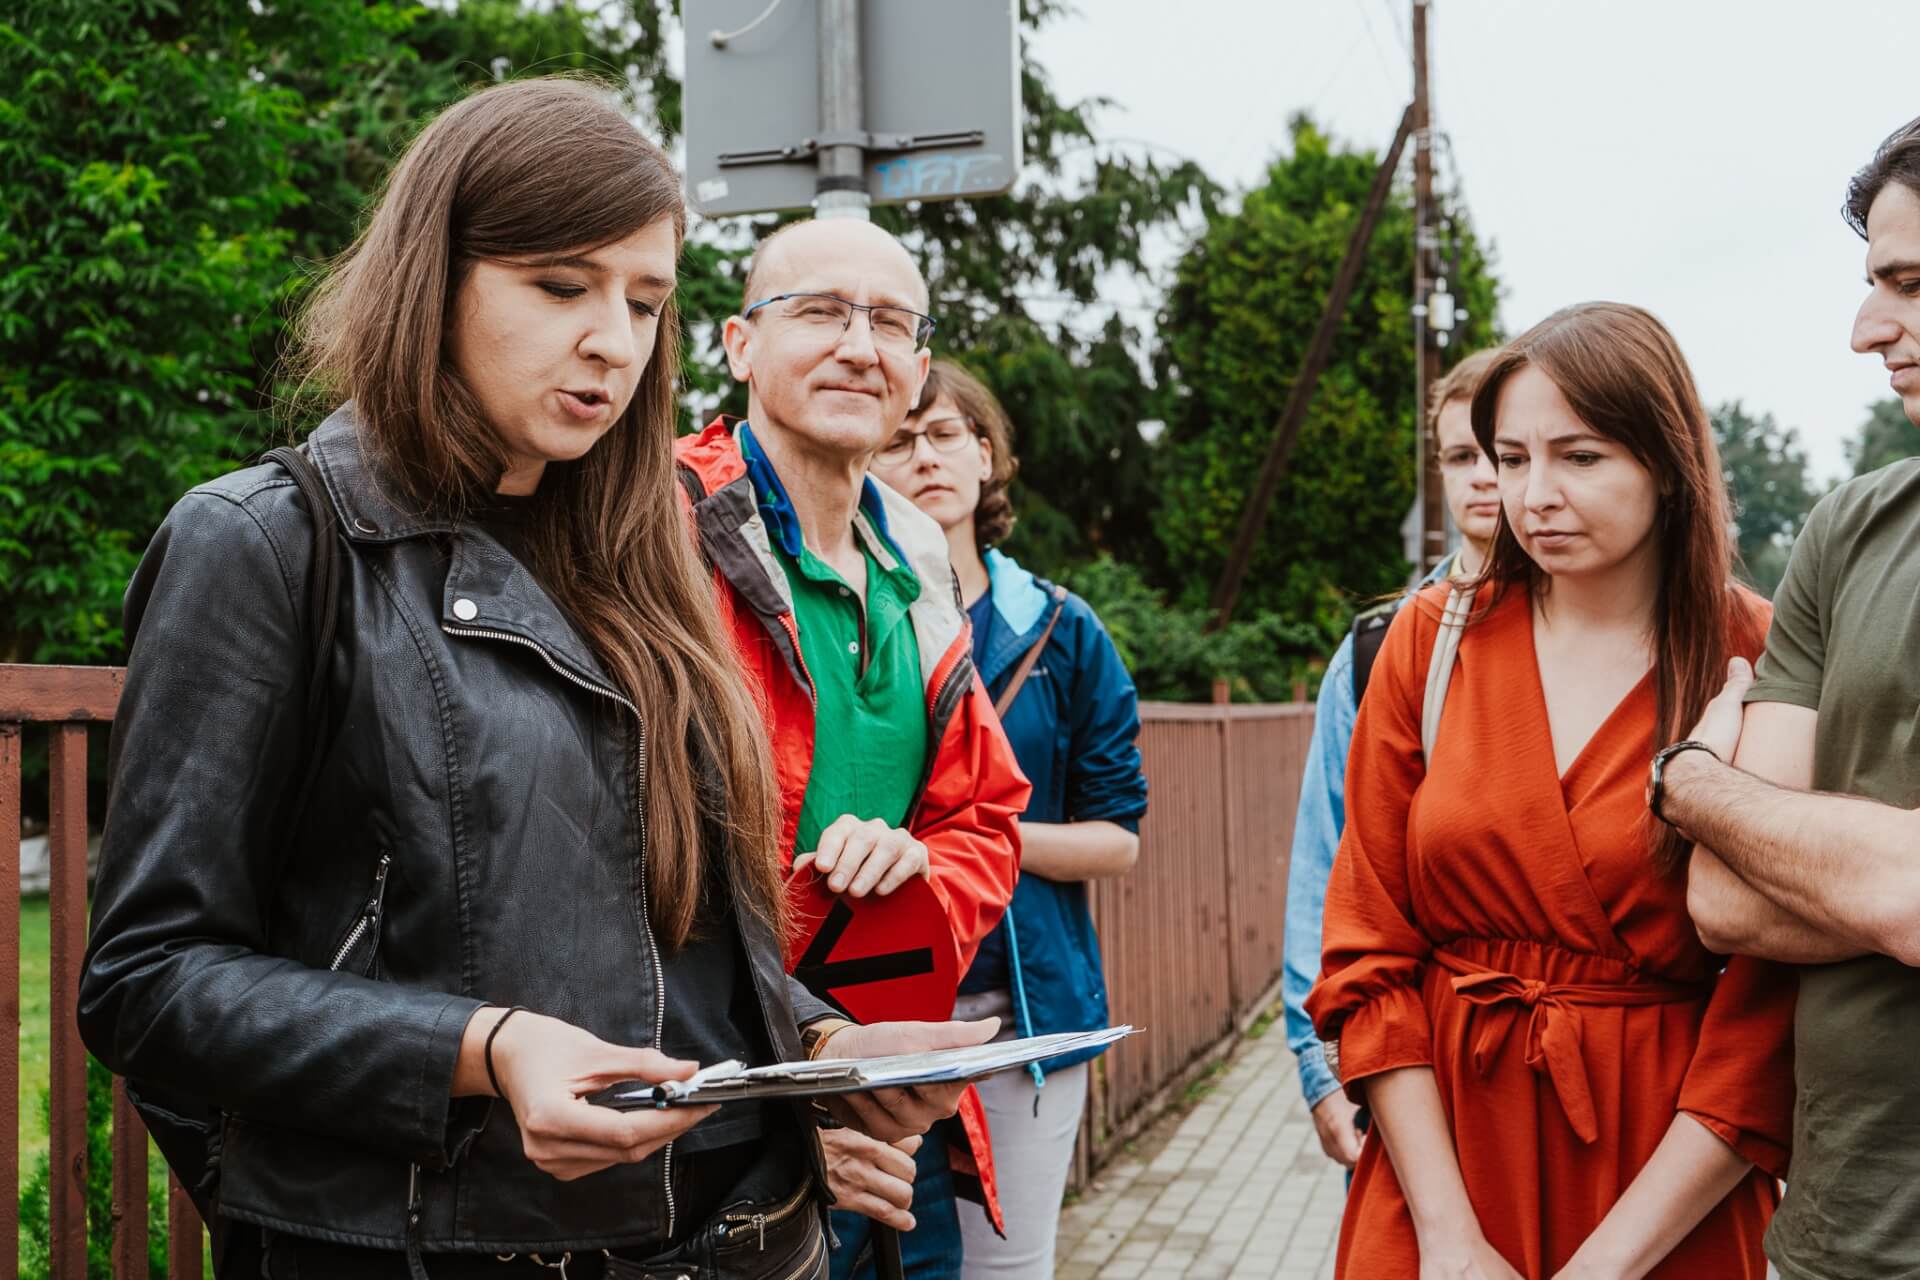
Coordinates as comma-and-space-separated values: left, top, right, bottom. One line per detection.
873, 153, 1006, 200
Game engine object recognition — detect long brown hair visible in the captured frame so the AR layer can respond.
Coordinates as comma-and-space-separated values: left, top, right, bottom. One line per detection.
292, 76, 782, 948
908, 360, 1019, 548
1466, 302, 1760, 873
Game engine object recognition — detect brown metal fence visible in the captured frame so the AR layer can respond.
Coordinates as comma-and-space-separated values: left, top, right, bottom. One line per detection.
1077, 701, 1314, 1176
3, 664, 1312, 1269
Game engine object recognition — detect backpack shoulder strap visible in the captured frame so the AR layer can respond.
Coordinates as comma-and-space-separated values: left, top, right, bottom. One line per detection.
1349, 599, 1401, 705
263, 445, 341, 807
1419, 585, 1474, 761
993, 584, 1069, 718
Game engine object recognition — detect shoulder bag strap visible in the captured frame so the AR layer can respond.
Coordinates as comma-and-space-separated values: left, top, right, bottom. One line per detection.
1419, 585, 1474, 761
993, 584, 1069, 718
263, 445, 341, 811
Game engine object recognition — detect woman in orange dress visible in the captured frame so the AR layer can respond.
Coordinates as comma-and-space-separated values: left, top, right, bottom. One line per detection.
1306, 302, 1794, 1280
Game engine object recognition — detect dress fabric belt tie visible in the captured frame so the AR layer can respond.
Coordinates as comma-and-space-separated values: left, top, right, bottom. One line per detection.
1433, 950, 1710, 1144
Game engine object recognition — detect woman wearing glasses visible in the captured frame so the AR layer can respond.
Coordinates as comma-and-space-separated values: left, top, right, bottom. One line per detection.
868, 360, 1149, 1280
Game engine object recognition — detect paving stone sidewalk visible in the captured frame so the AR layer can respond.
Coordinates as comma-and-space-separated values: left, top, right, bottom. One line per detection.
1055, 1017, 1344, 1278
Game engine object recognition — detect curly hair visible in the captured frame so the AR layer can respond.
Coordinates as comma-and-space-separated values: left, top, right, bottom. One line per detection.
908, 359, 1019, 550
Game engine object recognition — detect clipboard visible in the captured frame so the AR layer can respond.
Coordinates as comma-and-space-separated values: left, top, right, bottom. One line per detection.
587, 1026, 1134, 1111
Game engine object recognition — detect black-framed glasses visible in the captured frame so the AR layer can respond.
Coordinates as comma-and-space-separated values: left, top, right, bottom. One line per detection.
742, 292, 937, 351
873, 415, 978, 467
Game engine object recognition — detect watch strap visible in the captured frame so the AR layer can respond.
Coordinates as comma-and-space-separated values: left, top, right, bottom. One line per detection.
801, 1017, 855, 1061
1649, 739, 1718, 825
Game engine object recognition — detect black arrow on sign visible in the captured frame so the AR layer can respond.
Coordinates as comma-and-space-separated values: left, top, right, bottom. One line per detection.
793, 900, 937, 1019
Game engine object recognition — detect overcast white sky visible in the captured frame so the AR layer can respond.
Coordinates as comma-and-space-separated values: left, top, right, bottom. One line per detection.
1027, 0, 1915, 483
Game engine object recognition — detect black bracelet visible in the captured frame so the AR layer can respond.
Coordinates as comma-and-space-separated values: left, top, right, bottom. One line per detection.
484, 1005, 529, 1100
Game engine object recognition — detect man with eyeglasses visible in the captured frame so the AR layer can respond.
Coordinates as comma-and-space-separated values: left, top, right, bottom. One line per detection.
674, 218, 1029, 1280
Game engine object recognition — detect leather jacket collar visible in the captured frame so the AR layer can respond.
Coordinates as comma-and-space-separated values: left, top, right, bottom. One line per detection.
305, 406, 622, 702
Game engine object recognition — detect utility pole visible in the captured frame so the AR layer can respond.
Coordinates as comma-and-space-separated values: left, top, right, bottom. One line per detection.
1207, 106, 1416, 629
815, 0, 871, 221
1411, 0, 1446, 573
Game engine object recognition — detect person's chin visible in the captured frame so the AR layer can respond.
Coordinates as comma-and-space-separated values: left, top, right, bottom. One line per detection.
528, 421, 612, 464
797, 398, 891, 448
1458, 516, 1501, 547
915, 492, 967, 527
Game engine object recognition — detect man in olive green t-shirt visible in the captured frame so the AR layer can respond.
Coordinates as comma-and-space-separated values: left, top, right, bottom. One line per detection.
1653, 116, 1920, 1280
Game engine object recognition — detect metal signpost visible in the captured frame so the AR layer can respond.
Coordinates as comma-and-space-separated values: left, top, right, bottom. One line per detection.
684, 0, 1022, 220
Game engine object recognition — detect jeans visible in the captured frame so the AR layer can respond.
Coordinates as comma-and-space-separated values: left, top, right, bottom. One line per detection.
828, 1127, 962, 1280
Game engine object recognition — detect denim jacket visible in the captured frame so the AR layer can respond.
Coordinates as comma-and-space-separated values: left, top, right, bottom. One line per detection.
1281, 556, 1455, 1109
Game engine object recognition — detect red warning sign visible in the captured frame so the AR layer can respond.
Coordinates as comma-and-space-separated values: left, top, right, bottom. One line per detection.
784, 871, 962, 1025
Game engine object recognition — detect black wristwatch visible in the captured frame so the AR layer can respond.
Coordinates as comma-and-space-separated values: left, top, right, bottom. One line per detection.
1647, 739, 1719, 825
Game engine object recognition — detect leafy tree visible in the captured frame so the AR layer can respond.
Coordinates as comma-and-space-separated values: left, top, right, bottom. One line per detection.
0, 0, 411, 664
1070, 556, 1317, 702
1712, 401, 1816, 596
1152, 115, 1500, 660
1845, 396, 1920, 476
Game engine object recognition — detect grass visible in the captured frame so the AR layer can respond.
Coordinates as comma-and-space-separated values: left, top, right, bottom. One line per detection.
1178, 1058, 1227, 1106
20, 895, 50, 1178
1243, 1001, 1282, 1041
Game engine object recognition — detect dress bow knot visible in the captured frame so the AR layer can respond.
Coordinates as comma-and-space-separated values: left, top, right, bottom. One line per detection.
1434, 950, 1711, 1146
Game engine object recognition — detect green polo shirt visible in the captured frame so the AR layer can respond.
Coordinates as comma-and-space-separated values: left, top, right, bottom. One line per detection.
739, 425, 928, 855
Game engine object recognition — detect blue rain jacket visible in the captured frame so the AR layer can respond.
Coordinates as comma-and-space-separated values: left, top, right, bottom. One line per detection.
968, 550, 1148, 1077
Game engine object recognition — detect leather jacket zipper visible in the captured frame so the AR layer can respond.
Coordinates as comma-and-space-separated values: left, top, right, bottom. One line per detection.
329, 852, 391, 973
442, 622, 672, 1233
719, 1177, 812, 1249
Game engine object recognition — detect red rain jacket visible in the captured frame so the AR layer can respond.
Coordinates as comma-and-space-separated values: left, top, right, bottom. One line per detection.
675, 419, 1029, 1231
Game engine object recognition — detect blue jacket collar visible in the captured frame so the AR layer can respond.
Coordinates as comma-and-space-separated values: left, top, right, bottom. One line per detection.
737, 421, 906, 566
978, 549, 1065, 688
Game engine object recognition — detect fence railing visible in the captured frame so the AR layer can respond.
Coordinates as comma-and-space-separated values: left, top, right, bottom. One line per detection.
3, 664, 203, 1280
3, 665, 1313, 1270
1076, 701, 1313, 1182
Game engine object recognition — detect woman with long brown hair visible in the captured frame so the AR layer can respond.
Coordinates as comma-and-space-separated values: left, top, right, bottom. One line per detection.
78, 77, 975, 1279
1307, 303, 1795, 1278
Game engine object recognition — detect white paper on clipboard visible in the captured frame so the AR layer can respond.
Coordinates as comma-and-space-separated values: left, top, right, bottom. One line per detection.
589, 1026, 1136, 1110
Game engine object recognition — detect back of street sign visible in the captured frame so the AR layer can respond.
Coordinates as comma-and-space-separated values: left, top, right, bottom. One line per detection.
684, 0, 1022, 217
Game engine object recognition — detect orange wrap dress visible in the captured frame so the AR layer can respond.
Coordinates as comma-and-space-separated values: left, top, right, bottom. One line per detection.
1305, 584, 1794, 1279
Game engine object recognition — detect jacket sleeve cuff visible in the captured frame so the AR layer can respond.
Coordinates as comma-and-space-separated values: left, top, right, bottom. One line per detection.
414, 995, 490, 1169
1329, 983, 1432, 1102
1295, 1041, 1341, 1110
786, 974, 838, 1030
1682, 1109, 1791, 1182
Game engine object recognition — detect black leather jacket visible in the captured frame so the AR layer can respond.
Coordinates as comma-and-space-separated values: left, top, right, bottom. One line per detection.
78, 408, 830, 1253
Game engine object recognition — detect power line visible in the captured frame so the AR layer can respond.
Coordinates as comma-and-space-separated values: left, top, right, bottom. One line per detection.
1355, 0, 1405, 92
1308, 26, 1372, 107
1379, 0, 1413, 59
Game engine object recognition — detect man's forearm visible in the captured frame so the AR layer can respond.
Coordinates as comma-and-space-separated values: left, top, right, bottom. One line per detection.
1685, 847, 1863, 964
1665, 751, 1920, 964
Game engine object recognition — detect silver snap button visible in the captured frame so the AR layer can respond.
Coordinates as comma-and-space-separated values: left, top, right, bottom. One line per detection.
838, 585, 850, 597
846, 640, 859, 655
452, 598, 478, 622
352, 517, 379, 535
